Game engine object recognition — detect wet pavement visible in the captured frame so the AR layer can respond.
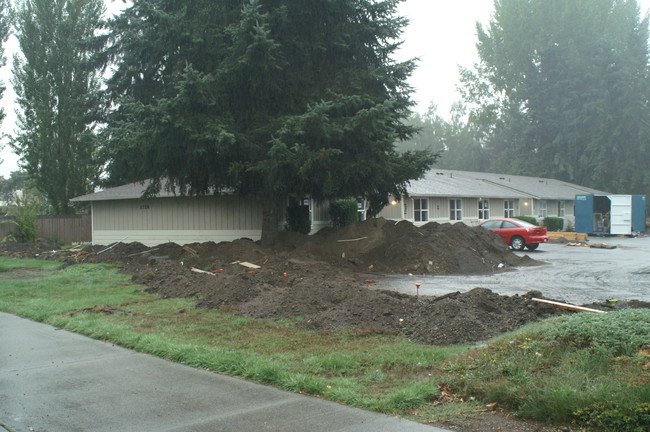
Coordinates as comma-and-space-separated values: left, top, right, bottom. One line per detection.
378, 236, 650, 305
0, 312, 449, 432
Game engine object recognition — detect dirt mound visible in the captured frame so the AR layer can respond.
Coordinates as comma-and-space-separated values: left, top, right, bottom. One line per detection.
77, 218, 534, 276
0, 218, 565, 345
132, 257, 562, 345
281, 218, 533, 274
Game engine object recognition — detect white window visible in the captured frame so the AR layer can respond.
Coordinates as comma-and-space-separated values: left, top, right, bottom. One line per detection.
558, 201, 565, 217
538, 200, 548, 218
414, 198, 429, 222
478, 200, 490, 220
450, 199, 462, 221
504, 200, 515, 218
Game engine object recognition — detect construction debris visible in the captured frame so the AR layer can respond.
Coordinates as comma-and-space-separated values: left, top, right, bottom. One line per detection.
191, 267, 216, 276
590, 243, 617, 249
567, 241, 617, 249
547, 232, 589, 241
96, 237, 129, 254
181, 245, 198, 255
232, 261, 261, 269
532, 298, 606, 313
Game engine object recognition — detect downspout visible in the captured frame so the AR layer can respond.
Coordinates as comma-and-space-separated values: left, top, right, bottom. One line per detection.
91, 201, 95, 245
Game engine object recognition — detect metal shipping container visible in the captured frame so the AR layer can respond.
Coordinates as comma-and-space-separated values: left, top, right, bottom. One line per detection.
574, 194, 646, 235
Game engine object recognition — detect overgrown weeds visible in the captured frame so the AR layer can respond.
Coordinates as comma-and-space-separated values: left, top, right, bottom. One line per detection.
445, 310, 650, 430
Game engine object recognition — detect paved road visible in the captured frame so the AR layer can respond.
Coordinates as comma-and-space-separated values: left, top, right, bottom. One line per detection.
379, 235, 650, 304
0, 312, 448, 432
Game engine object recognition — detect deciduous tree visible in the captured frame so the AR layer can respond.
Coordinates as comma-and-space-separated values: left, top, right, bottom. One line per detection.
461, 0, 649, 193
12, 0, 106, 214
0, 0, 10, 126
397, 102, 487, 172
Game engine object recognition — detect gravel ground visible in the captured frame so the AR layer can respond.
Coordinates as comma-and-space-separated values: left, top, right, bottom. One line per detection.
379, 235, 650, 304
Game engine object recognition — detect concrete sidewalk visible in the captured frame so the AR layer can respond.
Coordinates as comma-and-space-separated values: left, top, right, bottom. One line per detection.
0, 312, 449, 432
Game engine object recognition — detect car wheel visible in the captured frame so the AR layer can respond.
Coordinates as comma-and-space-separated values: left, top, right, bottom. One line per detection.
510, 236, 525, 251
526, 243, 539, 251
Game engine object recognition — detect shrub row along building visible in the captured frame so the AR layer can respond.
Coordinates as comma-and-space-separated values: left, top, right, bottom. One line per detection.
72, 169, 606, 246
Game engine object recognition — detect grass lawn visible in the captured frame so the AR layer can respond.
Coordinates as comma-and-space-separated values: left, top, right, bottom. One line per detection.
0, 257, 647, 431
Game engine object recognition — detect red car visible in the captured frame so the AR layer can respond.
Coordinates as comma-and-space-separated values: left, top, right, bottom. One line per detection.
479, 218, 549, 251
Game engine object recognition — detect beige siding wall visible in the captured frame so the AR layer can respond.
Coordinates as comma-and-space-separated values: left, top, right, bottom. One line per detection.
92, 196, 263, 246
488, 199, 502, 219
565, 201, 576, 229
566, 200, 575, 216
429, 198, 447, 219
92, 229, 262, 247
378, 200, 402, 219
462, 198, 478, 225
519, 199, 534, 217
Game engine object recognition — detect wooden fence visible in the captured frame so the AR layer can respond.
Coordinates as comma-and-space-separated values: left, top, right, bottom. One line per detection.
0, 214, 92, 244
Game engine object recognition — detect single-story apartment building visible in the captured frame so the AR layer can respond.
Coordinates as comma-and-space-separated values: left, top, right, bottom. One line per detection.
377, 169, 607, 228
72, 170, 607, 246
71, 180, 333, 246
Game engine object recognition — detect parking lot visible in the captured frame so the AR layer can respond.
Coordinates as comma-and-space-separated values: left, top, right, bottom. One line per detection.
380, 236, 650, 304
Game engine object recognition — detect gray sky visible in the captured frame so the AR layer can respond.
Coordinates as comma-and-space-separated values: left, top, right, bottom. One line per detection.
0, 0, 648, 177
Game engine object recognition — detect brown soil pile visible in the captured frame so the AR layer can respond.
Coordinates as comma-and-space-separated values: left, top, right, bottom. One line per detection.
128, 252, 562, 345
1, 218, 573, 345
277, 218, 535, 274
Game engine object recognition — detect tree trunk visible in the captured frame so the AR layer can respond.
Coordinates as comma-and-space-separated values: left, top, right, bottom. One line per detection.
260, 195, 282, 247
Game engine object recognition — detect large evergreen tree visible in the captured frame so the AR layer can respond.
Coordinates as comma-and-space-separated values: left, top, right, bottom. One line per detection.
11, 0, 105, 214
102, 0, 436, 244
461, 0, 649, 193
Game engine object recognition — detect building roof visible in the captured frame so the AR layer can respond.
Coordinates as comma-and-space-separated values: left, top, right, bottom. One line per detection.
408, 171, 529, 199
71, 180, 179, 202
72, 170, 608, 203
407, 169, 607, 200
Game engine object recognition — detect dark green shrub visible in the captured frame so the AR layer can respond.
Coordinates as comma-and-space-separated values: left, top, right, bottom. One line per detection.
286, 204, 311, 234
329, 199, 358, 228
514, 215, 538, 225
543, 217, 564, 231
543, 309, 650, 357
575, 402, 650, 432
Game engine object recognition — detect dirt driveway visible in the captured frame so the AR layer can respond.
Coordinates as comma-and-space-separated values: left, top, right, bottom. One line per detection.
379, 235, 650, 304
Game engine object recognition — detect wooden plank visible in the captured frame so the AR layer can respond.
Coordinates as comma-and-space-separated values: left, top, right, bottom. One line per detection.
232, 261, 261, 269
191, 267, 216, 276
547, 232, 589, 241
532, 298, 606, 313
